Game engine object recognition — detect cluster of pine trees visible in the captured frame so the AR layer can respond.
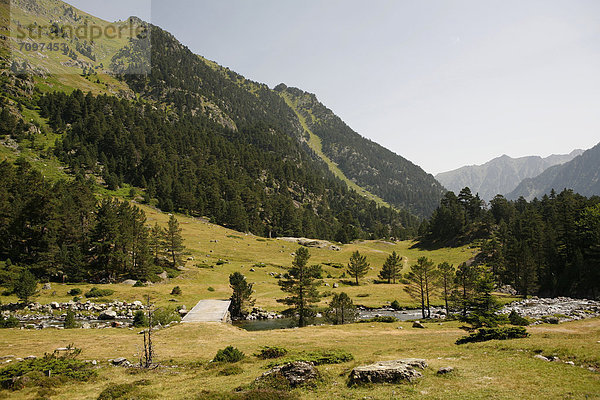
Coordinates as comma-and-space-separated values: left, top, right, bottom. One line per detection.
0, 160, 183, 284
37, 90, 416, 242
424, 187, 600, 298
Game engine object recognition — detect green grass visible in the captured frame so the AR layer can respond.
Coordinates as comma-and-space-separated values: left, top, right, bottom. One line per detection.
0, 318, 598, 399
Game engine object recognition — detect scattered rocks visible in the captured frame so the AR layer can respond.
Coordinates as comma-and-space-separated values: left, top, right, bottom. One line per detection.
437, 366, 454, 375
121, 279, 138, 286
501, 297, 600, 324
412, 321, 425, 329
257, 361, 319, 388
349, 359, 427, 385
98, 310, 117, 320
42, 283, 51, 290
246, 307, 284, 320
533, 354, 550, 362
110, 357, 132, 367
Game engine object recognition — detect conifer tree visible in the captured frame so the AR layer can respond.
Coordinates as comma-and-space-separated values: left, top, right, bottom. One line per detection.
325, 292, 358, 325
229, 272, 255, 319
436, 262, 455, 316
277, 247, 321, 327
347, 250, 369, 285
378, 251, 402, 283
164, 215, 184, 268
404, 257, 436, 319
14, 269, 38, 303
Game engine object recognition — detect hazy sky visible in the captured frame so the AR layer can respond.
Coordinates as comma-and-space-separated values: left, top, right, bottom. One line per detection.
68, 0, 600, 174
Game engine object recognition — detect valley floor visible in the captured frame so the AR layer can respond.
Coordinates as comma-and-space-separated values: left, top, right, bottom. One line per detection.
0, 318, 599, 399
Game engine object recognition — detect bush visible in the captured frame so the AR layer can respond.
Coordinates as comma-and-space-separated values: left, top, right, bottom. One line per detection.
216, 260, 227, 266
267, 349, 353, 368
0, 347, 95, 390
84, 287, 114, 298
218, 365, 244, 376
207, 286, 215, 292
358, 316, 397, 323
152, 307, 180, 326
0, 314, 19, 328
133, 281, 146, 287
64, 310, 78, 329
456, 326, 529, 345
68, 288, 82, 296
390, 300, 402, 310
97, 381, 154, 400
255, 346, 288, 359
132, 310, 148, 327
170, 286, 182, 295
508, 310, 530, 326
213, 346, 244, 363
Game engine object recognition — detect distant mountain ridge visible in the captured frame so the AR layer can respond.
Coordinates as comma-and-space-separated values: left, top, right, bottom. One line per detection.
436, 150, 583, 201
507, 143, 600, 200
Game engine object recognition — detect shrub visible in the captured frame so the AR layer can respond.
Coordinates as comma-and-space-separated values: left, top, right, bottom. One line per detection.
68, 288, 82, 296
456, 326, 529, 345
0, 314, 19, 328
84, 287, 114, 298
390, 300, 402, 310
508, 310, 530, 326
152, 307, 180, 326
133, 281, 146, 287
64, 310, 78, 329
267, 349, 353, 368
97, 381, 154, 400
356, 293, 369, 298
218, 365, 244, 376
213, 346, 244, 363
133, 310, 148, 327
207, 287, 215, 292
358, 316, 397, 323
170, 286, 182, 295
255, 346, 288, 359
216, 260, 227, 266
0, 347, 95, 390
73, 296, 81, 302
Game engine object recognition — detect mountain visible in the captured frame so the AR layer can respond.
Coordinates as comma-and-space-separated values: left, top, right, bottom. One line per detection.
0, 0, 449, 242
435, 150, 583, 201
275, 85, 445, 217
507, 143, 600, 200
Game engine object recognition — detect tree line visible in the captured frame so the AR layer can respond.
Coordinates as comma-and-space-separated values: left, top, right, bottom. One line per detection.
0, 160, 185, 286
423, 187, 600, 298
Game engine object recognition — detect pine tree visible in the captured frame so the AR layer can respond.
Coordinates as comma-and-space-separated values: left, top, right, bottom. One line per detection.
277, 247, 321, 327
14, 269, 38, 303
164, 215, 184, 268
452, 263, 480, 317
347, 250, 369, 285
229, 272, 255, 319
436, 262, 455, 316
378, 251, 402, 283
404, 257, 436, 319
149, 223, 164, 262
325, 292, 358, 325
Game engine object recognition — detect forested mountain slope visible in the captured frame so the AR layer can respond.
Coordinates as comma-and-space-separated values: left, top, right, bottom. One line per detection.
436, 150, 583, 201
508, 143, 600, 201
275, 85, 445, 217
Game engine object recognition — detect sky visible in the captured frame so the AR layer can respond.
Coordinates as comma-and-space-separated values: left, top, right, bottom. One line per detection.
68, 0, 600, 175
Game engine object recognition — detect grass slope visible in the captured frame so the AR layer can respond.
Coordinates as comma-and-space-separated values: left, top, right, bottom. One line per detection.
281, 91, 390, 208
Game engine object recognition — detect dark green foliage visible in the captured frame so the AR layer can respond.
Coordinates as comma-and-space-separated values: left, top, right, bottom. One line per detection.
63, 310, 78, 329
378, 251, 402, 283
133, 281, 146, 287
170, 286, 182, 296
164, 215, 184, 268
358, 316, 397, 323
218, 365, 243, 376
151, 307, 180, 326
0, 348, 95, 390
196, 389, 299, 400
68, 288, 82, 296
0, 315, 19, 328
84, 287, 114, 298
462, 272, 504, 328
97, 380, 154, 400
456, 326, 529, 345
133, 310, 148, 327
213, 346, 244, 363
508, 310, 530, 326
425, 188, 600, 298
13, 269, 38, 303
390, 300, 402, 310
347, 251, 369, 286
207, 286, 215, 292
229, 272, 254, 319
277, 247, 321, 327
404, 257, 436, 319
255, 346, 288, 359
266, 349, 353, 368
324, 292, 358, 325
